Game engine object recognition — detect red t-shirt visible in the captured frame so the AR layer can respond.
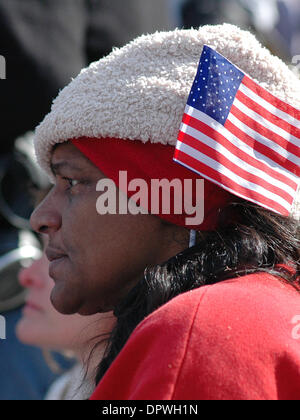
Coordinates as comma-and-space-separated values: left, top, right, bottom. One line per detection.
91, 272, 300, 400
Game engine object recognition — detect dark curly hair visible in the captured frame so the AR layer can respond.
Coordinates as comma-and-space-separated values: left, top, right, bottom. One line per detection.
90, 199, 300, 386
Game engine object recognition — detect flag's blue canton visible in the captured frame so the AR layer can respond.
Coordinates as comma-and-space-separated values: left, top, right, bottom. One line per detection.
187, 46, 244, 126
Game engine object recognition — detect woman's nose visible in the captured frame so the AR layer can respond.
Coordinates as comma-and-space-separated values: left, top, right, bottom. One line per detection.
30, 198, 61, 235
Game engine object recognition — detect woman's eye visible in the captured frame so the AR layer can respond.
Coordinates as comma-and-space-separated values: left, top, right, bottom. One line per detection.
63, 178, 80, 189
69, 179, 80, 188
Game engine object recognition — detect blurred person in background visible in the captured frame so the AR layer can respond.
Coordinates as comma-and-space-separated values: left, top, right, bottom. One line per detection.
180, 0, 300, 62
0, 133, 66, 400
16, 239, 115, 400
0, 0, 140, 400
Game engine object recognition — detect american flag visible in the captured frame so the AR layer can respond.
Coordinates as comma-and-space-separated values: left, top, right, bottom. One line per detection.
174, 45, 300, 216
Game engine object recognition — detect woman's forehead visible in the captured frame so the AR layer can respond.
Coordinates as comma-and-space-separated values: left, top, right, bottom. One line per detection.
50, 142, 98, 175
51, 142, 83, 161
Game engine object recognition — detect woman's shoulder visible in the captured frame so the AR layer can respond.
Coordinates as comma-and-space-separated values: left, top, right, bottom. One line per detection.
136, 271, 299, 337
91, 272, 300, 400
133, 272, 300, 399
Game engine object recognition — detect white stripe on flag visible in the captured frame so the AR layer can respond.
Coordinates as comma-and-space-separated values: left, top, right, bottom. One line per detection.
234, 98, 300, 148
180, 121, 295, 198
176, 140, 292, 211
227, 110, 299, 166
174, 156, 287, 215
239, 82, 300, 130
185, 105, 298, 182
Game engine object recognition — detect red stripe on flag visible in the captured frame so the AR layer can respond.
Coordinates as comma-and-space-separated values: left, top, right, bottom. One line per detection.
178, 129, 294, 204
224, 117, 299, 177
182, 112, 297, 190
236, 90, 300, 139
174, 148, 290, 216
231, 105, 300, 161
242, 75, 300, 121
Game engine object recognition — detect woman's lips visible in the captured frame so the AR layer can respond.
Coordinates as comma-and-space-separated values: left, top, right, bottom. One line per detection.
45, 248, 67, 262
45, 248, 68, 279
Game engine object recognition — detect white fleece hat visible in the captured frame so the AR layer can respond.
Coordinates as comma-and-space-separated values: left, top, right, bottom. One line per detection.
34, 23, 300, 219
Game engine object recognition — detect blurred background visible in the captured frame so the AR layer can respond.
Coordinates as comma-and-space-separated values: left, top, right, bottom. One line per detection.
0, 0, 299, 400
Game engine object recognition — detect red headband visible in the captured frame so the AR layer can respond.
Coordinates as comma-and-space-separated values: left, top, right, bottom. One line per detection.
71, 137, 233, 231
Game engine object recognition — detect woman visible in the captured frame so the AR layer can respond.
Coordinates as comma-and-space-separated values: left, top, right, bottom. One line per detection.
31, 24, 300, 400
16, 239, 115, 400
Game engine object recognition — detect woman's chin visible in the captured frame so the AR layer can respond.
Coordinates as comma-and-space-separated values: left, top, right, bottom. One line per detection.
50, 284, 81, 315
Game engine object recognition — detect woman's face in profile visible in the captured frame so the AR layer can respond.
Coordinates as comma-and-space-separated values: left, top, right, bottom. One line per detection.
30, 142, 186, 317
16, 240, 114, 351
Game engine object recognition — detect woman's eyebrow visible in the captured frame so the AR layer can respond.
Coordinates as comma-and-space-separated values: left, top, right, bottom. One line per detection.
50, 161, 83, 175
